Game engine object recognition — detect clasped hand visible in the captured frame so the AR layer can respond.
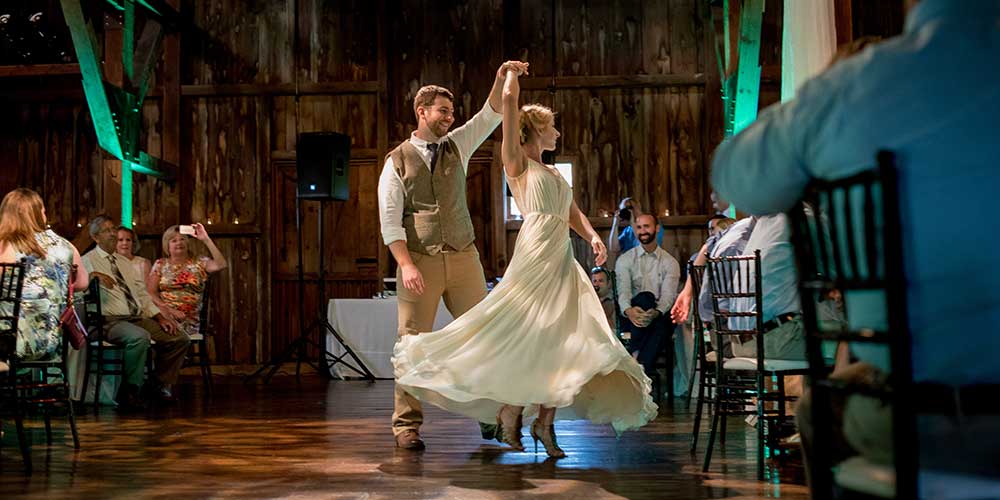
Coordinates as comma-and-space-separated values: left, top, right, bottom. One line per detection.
626, 307, 659, 328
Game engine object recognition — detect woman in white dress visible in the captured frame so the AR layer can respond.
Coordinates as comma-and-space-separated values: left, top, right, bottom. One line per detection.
392, 65, 656, 457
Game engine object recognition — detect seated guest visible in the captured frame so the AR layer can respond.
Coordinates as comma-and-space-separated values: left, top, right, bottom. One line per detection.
82, 215, 189, 407
590, 266, 616, 331
146, 223, 227, 338
606, 197, 664, 270
670, 205, 750, 326
727, 214, 805, 360
116, 226, 151, 280
615, 214, 680, 375
0, 188, 89, 361
711, 0, 1000, 480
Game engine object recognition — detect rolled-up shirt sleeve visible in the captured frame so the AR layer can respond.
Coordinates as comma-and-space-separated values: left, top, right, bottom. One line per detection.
615, 254, 633, 311
448, 101, 503, 170
655, 257, 680, 315
377, 156, 407, 246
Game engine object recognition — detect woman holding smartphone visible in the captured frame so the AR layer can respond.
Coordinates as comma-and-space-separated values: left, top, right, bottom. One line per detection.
146, 223, 228, 342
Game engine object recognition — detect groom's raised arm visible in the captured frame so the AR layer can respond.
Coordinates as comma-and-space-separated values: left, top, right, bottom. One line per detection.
449, 61, 527, 171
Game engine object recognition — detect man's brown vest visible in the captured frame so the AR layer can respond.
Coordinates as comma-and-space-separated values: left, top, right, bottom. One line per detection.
388, 140, 475, 256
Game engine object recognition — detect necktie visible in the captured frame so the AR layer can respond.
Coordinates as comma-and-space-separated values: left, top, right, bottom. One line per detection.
427, 143, 439, 172
107, 254, 140, 315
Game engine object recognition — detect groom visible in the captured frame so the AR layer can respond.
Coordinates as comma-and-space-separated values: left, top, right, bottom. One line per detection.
379, 60, 528, 450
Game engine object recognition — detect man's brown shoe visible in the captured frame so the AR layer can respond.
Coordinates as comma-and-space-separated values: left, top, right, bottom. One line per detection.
395, 429, 425, 450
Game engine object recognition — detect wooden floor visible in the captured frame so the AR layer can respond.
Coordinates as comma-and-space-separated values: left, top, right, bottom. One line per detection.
1, 376, 809, 499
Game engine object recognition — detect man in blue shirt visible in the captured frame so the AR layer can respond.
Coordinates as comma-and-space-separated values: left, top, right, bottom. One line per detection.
712, 0, 1000, 480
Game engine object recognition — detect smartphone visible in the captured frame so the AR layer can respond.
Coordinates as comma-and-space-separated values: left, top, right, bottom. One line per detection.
179, 224, 196, 235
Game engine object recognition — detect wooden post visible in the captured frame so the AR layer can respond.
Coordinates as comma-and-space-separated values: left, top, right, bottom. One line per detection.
163, 0, 182, 222
103, 12, 125, 220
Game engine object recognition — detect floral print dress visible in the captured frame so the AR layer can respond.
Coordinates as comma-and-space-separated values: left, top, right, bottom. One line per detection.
151, 256, 210, 337
7, 230, 75, 361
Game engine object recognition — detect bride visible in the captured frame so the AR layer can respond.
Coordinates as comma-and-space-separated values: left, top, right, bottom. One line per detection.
392, 64, 656, 458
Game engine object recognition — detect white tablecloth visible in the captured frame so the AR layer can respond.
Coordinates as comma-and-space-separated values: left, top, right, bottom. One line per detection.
326, 297, 454, 379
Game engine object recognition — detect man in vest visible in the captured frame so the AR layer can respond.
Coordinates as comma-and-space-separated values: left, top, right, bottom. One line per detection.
378, 60, 529, 450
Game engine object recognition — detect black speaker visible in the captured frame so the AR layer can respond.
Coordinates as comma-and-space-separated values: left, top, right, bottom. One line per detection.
297, 132, 351, 200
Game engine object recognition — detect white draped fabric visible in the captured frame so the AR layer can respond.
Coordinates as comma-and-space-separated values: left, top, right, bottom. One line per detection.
782, 0, 837, 102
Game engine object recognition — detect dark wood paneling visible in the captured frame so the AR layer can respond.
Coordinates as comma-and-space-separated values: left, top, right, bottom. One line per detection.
182, 96, 269, 230
296, 0, 378, 83
181, 0, 293, 85
387, 0, 504, 142
1, 0, 738, 367
0, 102, 102, 235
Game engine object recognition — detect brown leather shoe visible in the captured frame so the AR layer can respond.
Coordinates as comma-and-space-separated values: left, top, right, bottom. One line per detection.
395, 429, 425, 450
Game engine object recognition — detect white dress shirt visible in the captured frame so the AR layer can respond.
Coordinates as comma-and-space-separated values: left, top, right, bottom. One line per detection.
378, 102, 502, 246
615, 244, 680, 315
82, 246, 159, 318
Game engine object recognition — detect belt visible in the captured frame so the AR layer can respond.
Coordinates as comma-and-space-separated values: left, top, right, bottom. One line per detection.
762, 312, 799, 333
916, 383, 1000, 416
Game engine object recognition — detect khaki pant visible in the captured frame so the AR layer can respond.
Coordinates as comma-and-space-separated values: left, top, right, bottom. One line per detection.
392, 245, 487, 436
104, 316, 191, 387
732, 317, 807, 361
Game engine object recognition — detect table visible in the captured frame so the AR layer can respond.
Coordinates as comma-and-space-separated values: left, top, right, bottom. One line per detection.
326, 297, 454, 379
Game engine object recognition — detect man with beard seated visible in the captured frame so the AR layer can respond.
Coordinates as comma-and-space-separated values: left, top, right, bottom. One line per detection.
615, 214, 680, 376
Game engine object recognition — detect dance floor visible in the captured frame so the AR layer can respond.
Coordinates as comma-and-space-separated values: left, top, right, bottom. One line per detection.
0, 376, 809, 499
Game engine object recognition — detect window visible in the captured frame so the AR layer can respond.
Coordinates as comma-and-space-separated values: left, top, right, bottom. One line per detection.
507, 159, 574, 220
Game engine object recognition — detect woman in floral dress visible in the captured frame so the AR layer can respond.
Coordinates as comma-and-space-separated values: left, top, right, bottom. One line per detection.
146, 223, 227, 338
0, 188, 89, 362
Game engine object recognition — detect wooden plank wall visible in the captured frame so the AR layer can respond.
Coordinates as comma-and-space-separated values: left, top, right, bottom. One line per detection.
0, 0, 783, 368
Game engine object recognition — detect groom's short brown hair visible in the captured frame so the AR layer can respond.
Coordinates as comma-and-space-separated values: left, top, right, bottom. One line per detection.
413, 85, 454, 115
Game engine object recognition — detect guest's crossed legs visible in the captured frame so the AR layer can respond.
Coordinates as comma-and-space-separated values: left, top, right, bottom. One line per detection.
105, 316, 191, 390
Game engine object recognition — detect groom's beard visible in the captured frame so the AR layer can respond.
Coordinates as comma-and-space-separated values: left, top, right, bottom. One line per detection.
637, 232, 655, 244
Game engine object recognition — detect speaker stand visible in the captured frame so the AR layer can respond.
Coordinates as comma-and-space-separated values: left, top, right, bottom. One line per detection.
246, 195, 375, 384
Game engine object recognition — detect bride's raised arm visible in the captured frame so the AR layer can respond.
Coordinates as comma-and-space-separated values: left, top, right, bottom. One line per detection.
501, 69, 526, 178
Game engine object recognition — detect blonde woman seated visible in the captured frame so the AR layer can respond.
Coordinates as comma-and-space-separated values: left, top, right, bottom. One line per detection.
116, 226, 151, 280
146, 224, 226, 340
0, 188, 89, 364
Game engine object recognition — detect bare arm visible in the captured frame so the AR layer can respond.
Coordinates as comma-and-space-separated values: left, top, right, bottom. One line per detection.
193, 223, 227, 273
568, 200, 607, 267
71, 247, 89, 291
501, 70, 527, 179
606, 215, 622, 271
388, 240, 425, 295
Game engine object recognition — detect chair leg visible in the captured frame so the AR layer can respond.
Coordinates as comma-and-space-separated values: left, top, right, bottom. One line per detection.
719, 400, 728, 446
14, 414, 31, 475
776, 375, 788, 463
757, 377, 766, 481
43, 413, 53, 446
93, 361, 103, 415
702, 394, 721, 472
198, 341, 213, 397
685, 332, 700, 409
81, 347, 92, 413
690, 377, 706, 453
64, 380, 80, 450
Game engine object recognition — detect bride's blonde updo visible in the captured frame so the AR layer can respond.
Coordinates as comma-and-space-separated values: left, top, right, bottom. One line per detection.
519, 104, 555, 145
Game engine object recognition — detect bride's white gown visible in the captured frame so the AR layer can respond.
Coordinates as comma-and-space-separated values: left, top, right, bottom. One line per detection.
392, 159, 657, 434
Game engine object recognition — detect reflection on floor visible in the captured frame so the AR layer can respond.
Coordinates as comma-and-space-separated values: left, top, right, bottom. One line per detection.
0, 376, 808, 499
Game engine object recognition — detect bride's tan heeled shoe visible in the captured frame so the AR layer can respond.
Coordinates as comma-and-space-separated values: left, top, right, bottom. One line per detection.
495, 406, 524, 451
530, 420, 566, 458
